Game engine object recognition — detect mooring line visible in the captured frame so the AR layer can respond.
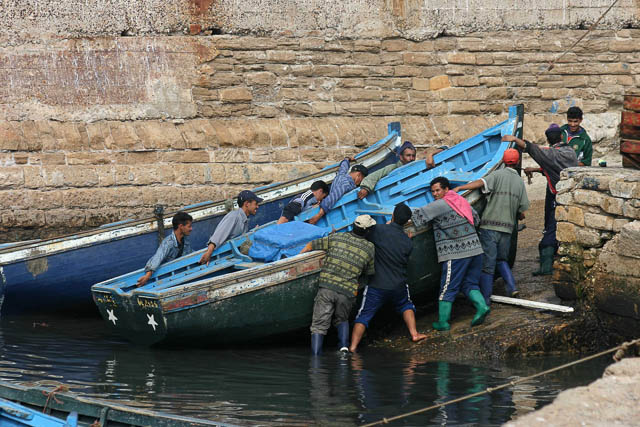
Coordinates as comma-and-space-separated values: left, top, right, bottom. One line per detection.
547, 0, 622, 71
361, 337, 640, 427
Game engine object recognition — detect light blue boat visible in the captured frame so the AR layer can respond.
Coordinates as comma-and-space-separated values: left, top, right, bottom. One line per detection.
92, 105, 524, 346
0, 398, 78, 427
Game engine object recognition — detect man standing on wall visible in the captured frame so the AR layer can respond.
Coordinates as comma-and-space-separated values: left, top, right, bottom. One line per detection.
452, 149, 530, 303
503, 125, 578, 276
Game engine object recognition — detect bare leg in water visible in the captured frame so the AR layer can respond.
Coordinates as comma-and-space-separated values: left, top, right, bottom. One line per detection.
349, 311, 426, 353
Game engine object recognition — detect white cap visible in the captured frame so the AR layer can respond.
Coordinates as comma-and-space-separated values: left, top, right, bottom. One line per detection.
354, 214, 376, 229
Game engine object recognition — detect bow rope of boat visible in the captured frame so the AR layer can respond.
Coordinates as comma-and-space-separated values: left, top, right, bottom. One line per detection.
42, 384, 68, 413
361, 337, 640, 427
546, 0, 621, 71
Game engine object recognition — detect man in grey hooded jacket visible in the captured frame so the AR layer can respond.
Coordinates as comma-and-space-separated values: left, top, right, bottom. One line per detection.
502, 124, 578, 275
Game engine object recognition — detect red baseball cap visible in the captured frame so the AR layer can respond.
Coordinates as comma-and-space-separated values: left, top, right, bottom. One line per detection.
503, 148, 520, 165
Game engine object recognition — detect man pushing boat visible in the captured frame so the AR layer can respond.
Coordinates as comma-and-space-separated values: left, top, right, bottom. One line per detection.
301, 214, 377, 355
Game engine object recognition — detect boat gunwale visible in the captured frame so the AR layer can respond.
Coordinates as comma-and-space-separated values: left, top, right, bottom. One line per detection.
0, 133, 401, 264
0, 380, 233, 426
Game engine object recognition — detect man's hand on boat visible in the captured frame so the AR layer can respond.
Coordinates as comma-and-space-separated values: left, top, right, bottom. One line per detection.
357, 188, 369, 199
307, 208, 325, 225
137, 271, 152, 288
199, 243, 216, 265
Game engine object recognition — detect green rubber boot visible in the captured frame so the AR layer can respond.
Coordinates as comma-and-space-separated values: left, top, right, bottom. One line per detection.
432, 301, 453, 331
533, 246, 555, 276
468, 290, 490, 327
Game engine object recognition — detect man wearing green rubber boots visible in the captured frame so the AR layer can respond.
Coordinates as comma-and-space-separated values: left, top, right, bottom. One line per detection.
411, 177, 490, 331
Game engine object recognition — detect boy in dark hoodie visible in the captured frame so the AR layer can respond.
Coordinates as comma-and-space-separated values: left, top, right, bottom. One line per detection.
561, 106, 593, 166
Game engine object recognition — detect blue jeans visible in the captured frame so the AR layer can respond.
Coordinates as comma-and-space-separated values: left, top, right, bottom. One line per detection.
354, 285, 415, 328
438, 255, 482, 302
478, 229, 512, 275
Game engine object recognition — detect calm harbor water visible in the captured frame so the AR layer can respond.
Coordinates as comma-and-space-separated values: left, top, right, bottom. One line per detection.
0, 315, 609, 426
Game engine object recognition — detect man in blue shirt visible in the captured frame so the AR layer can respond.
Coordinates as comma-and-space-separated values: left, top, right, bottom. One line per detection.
349, 203, 427, 352
277, 180, 329, 224
307, 157, 368, 225
199, 190, 263, 265
137, 211, 193, 287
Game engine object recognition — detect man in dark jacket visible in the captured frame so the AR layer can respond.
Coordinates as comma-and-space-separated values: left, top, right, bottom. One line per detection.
502, 124, 578, 275
349, 203, 427, 352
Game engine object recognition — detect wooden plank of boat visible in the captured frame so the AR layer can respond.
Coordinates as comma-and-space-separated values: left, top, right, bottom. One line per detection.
0, 380, 233, 427
0, 123, 402, 316
92, 104, 525, 346
490, 295, 574, 313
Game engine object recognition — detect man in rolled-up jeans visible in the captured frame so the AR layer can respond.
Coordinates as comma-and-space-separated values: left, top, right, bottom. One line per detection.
300, 215, 376, 355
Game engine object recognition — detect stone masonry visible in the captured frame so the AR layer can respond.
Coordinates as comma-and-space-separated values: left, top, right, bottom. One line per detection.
554, 167, 640, 339
1, 30, 640, 240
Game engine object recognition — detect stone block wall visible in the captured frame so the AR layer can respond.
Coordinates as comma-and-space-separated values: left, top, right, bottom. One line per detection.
2, 29, 640, 240
554, 167, 640, 337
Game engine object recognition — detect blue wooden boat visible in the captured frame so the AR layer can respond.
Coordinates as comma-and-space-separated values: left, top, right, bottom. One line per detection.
92, 105, 524, 346
0, 380, 232, 426
0, 124, 401, 316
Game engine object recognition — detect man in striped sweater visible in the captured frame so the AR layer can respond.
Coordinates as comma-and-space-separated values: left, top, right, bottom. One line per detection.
412, 177, 490, 331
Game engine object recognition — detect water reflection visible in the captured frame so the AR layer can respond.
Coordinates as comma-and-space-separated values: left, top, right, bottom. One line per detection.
0, 316, 609, 425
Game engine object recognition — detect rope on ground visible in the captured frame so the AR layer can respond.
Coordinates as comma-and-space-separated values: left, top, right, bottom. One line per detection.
361, 337, 640, 427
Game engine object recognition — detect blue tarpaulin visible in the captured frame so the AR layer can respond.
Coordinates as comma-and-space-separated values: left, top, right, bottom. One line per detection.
248, 221, 330, 262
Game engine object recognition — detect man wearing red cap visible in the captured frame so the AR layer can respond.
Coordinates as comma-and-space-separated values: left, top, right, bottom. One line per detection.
452, 149, 530, 303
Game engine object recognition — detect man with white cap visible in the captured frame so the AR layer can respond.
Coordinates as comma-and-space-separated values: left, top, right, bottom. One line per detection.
300, 215, 376, 355
452, 149, 530, 302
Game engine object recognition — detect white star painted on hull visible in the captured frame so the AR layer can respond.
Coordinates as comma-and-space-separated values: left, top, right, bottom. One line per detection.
107, 309, 118, 325
147, 314, 158, 331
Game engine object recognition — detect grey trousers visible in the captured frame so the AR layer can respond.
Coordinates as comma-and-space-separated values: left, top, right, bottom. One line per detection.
310, 287, 355, 335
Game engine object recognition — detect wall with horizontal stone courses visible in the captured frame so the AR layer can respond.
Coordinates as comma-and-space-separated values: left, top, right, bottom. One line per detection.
554, 167, 640, 338
2, 29, 640, 239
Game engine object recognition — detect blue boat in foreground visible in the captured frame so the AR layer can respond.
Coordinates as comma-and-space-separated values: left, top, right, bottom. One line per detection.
92, 105, 524, 346
0, 124, 401, 316
0, 380, 232, 426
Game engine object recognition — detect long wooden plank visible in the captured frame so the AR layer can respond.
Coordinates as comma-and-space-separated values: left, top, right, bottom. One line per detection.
490, 295, 574, 313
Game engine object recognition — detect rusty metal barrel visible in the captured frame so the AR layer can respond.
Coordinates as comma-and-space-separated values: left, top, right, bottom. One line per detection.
621, 95, 640, 169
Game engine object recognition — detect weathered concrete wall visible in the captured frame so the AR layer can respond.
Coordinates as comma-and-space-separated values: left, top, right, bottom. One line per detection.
506, 357, 640, 427
554, 167, 640, 338
2, 29, 640, 238
1, 0, 639, 39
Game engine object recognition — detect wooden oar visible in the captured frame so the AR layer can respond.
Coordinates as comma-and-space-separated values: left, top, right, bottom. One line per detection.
490, 295, 574, 313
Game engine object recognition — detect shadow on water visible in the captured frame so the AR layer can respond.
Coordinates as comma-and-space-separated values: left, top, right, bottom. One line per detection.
0, 315, 610, 425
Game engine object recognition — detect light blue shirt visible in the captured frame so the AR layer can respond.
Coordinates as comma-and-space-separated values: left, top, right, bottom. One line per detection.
144, 232, 192, 272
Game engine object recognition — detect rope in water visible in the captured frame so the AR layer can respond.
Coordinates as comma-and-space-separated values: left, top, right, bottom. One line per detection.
361, 337, 640, 427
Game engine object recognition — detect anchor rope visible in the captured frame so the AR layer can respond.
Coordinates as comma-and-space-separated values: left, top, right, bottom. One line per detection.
361, 337, 640, 427
42, 384, 68, 413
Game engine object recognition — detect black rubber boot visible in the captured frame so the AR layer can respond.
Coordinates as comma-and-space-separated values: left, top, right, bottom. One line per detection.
336, 322, 350, 353
311, 333, 324, 355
